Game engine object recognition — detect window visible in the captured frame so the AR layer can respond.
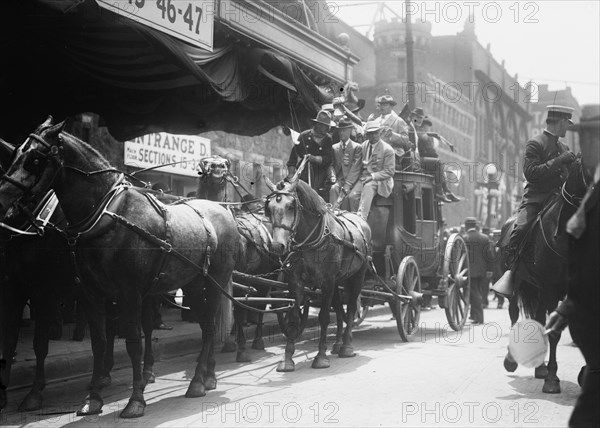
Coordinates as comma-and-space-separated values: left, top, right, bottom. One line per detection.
422, 187, 434, 220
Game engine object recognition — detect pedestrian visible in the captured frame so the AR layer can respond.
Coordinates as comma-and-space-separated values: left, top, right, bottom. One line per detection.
330, 116, 363, 211
499, 105, 577, 296
463, 217, 494, 325
348, 120, 395, 221
285, 110, 335, 201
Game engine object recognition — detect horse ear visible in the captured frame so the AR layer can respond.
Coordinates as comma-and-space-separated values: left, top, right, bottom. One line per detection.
264, 176, 277, 192
41, 116, 54, 128
47, 121, 66, 137
288, 179, 298, 192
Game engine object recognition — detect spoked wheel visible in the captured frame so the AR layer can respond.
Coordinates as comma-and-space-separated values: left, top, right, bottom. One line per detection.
393, 256, 422, 342
353, 294, 370, 327
442, 233, 471, 331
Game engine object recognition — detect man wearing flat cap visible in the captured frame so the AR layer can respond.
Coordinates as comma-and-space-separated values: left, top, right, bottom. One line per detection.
502, 105, 578, 288
330, 116, 363, 210
368, 95, 412, 169
349, 120, 395, 220
286, 110, 335, 200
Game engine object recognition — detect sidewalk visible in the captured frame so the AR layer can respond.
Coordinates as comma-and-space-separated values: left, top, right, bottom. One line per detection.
8, 306, 315, 391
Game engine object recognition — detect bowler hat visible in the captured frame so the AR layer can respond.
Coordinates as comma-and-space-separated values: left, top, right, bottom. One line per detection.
336, 116, 355, 129
464, 217, 478, 228
311, 110, 336, 127
377, 95, 397, 106
364, 120, 382, 133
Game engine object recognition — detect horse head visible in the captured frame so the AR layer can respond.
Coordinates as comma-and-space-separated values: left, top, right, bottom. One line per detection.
0, 117, 64, 220
196, 155, 231, 200
264, 176, 299, 255
562, 157, 589, 206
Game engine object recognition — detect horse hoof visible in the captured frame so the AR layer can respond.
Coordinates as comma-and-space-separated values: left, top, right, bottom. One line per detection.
120, 399, 146, 418
185, 381, 206, 398
252, 338, 265, 350
143, 371, 155, 384
331, 343, 341, 355
311, 357, 330, 369
236, 351, 251, 363
338, 346, 356, 358
535, 363, 548, 379
205, 377, 217, 391
221, 342, 236, 353
76, 393, 103, 416
18, 390, 43, 412
276, 360, 295, 372
577, 366, 586, 387
503, 356, 518, 372
542, 379, 561, 394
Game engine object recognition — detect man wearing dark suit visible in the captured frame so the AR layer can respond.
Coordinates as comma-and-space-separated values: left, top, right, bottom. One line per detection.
349, 121, 395, 221
330, 116, 363, 211
507, 105, 577, 266
463, 218, 495, 324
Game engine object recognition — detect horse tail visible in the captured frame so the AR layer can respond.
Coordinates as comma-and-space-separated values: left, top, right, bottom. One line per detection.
517, 277, 539, 319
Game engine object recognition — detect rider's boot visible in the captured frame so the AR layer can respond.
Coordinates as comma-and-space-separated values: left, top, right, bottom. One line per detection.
442, 181, 462, 202
435, 184, 452, 203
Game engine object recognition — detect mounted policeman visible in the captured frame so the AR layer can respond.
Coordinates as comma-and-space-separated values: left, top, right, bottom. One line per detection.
493, 105, 578, 297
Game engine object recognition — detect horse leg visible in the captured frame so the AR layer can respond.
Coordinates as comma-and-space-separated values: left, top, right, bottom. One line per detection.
276, 304, 301, 372
312, 286, 333, 369
0, 288, 27, 411
330, 289, 344, 355
220, 309, 237, 354
76, 296, 107, 417
141, 297, 156, 384
251, 311, 265, 350
533, 305, 549, 379
186, 282, 219, 397
119, 291, 147, 418
18, 298, 53, 412
234, 307, 250, 363
543, 328, 561, 393
339, 273, 364, 358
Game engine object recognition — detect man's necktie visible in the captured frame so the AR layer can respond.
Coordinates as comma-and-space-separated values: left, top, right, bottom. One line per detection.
367, 144, 373, 161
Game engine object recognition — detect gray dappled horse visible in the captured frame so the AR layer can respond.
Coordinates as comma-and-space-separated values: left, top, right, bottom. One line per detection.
264, 178, 371, 371
497, 158, 591, 393
0, 118, 239, 418
196, 155, 279, 362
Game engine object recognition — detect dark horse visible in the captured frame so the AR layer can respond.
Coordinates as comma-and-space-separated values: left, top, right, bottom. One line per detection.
0, 118, 239, 418
196, 156, 279, 363
0, 133, 176, 413
497, 158, 591, 393
264, 177, 371, 371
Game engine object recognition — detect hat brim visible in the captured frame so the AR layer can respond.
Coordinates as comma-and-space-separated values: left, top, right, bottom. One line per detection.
311, 118, 335, 127
365, 127, 382, 133
378, 101, 397, 106
337, 123, 355, 129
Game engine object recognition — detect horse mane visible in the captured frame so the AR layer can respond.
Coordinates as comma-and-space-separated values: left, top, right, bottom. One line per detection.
295, 180, 327, 216
58, 131, 113, 170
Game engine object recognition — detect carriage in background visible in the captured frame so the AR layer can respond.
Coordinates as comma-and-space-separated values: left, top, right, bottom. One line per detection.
354, 168, 471, 340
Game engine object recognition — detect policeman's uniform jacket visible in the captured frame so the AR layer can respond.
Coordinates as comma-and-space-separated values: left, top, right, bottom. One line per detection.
287, 129, 333, 191
463, 229, 495, 278
522, 130, 571, 205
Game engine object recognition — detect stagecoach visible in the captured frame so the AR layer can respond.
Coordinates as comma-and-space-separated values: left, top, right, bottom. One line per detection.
233, 166, 471, 343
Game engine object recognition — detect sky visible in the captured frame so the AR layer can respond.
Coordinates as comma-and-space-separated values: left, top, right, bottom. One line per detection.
330, 1, 600, 107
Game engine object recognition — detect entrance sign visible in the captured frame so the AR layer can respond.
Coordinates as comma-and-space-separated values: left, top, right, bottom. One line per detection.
124, 132, 211, 177
97, 0, 214, 51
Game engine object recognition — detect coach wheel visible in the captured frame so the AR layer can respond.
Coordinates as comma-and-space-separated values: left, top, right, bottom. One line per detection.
393, 256, 422, 342
443, 233, 471, 331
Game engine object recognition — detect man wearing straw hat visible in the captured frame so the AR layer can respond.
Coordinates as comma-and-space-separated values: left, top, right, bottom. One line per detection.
350, 120, 395, 221
330, 116, 363, 210
286, 110, 335, 200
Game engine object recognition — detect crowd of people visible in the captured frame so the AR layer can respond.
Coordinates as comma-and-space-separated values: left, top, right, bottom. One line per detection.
285, 94, 461, 222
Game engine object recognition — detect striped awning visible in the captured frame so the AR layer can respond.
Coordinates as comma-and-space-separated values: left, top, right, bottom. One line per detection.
0, 0, 333, 142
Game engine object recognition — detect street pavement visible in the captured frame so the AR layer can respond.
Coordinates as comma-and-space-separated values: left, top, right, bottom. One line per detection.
1, 296, 584, 427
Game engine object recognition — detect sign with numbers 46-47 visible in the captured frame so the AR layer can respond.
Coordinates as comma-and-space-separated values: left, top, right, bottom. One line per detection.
97, 0, 214, 51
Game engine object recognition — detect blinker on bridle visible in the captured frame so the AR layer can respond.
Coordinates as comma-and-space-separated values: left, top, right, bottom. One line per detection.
265, 190, 303, 238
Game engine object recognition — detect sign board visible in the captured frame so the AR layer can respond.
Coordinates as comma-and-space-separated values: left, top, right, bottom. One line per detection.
124, 132, 211, 177
97, 0, 214, 51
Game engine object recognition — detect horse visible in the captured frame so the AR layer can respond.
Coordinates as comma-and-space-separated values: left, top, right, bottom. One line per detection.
264, 177, 371, 371
0, 129, 182, 414
496, 158, 591, 393
0, 118, 239, 418
196, 155, 279, 363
